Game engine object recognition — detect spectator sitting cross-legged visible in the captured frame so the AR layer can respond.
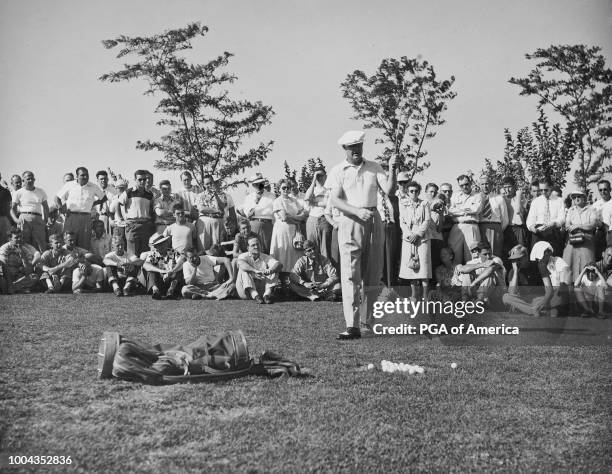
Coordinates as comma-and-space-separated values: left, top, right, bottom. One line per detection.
236, 236, 282, 304
289, 239, 341, 301
181, 247, 235, 300
140, 232, 182, 300
456, 240, 506, 307
0, 228, 41, 294
103, 235, 143, 297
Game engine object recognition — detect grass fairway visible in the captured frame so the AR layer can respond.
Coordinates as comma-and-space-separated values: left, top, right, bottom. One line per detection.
1, 294, 611, 472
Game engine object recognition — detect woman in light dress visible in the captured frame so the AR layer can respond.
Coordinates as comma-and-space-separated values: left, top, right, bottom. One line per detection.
563, 189, 598, 281
270, 179, 308, 274
397, 176, 432, 301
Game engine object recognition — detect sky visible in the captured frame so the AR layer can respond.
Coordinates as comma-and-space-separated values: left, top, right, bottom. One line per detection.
1, 0, 611, 204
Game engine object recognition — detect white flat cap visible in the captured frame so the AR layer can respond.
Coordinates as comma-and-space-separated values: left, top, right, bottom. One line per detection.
530, 241, 553, 261
337, 130, 365, 146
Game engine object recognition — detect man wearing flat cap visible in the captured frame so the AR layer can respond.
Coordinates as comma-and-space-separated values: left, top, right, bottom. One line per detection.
327, 130, 398, 340
242, 173, 275, 254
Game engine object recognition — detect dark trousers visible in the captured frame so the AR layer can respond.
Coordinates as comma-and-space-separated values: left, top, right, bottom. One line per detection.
126, 221, 154, 257
382, 221, 400, 287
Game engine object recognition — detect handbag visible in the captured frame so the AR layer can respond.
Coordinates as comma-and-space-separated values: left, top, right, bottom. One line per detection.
292, 229, 305, 250
407, 242, 420, 271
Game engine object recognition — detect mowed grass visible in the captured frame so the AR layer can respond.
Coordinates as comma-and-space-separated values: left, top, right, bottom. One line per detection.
1, 294, 611, 473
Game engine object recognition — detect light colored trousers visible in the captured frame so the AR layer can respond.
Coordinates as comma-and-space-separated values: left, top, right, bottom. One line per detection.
338, 210, 384, 329
236, 270, 279, 299
448, 223, 481, 265
197, 216, 224, 252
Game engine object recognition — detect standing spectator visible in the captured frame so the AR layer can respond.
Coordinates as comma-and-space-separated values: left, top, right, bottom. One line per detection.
424, 183, 438, 202
10, 174, 22, 198
289, 239, 340, 301
242, 173, 275, 254
109, 178, 128, 247
562, 189, 598, 281
427, 188, 446, 277
196, 175, 227, 252
525, 179, 541, 216
501, 176, 528, 258
327, 130, 397, 340
0, 228, 40, 294
236, 236, 282, 304
219, 183, 238, 241
304, 166, 332, 258
0, 173, 14, 245
55, 167, 106, 250
270, 179, 308, 277
95, 170, 118, 235
103, 235, 143, 297
379, 186, 399, 287
118, 170, 155, 258
447, 175, 484, 265
154, 180, 182, 234
144, 171, 161, 199
397, 177, 432, 301
177, 171, 201, 222
63, 173, 74, 183
592, 180, 611, 256
181, 247, 235, 300
478, 175, 508, 259
439, 183, 454, 242
163, 204, 196, 254
11, 171, 49, 252
526, 178, 565, 256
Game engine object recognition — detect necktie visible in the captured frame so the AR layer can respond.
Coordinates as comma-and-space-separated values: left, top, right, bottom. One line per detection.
544, 198, 550, 223
379, 189, 391, 223
480, 194, 493, 221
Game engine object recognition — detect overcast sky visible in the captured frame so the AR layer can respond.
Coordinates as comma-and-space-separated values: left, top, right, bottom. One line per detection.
1, 0, 610, 203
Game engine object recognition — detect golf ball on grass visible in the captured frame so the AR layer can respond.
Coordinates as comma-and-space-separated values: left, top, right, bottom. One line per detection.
451, 362, 457, 369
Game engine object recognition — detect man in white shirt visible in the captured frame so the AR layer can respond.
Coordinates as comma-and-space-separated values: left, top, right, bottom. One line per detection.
55, 167, 107, 251
447, 175, 484, 265
526, 178, 565, 256
327, 130, 397, 340
478, 175, 509, 260
181, 247, 235, 300
236, 236, 281, 304
242, 173, 275, 254
11, 171, 49, 251
95, 170, 118, 235
304, 166, 332, 259
177, 171, 201, 222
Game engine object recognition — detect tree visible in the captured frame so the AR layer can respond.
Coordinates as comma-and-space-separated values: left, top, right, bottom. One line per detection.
509, 44, 612, 191
480, 111, 575, 191
297, 157, 325, 192
99, 23, 274, 188
341, 57, 456, 177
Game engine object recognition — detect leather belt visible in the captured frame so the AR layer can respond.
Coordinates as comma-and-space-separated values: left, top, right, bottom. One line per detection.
456, 220, 478, 224
200, 213, 224, 219
250, 218, 272, 222
21, 212, 42, 216
69, 211, 91, 215
480, 221, 501, 225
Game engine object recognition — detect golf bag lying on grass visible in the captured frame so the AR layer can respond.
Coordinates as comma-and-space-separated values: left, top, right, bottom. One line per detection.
98, 330, 304, 384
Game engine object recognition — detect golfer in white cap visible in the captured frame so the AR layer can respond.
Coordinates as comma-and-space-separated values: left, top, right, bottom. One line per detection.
327, 131, 398, 339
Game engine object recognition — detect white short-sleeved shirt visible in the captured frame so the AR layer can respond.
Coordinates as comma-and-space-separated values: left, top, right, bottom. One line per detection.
13, 187, 47, 214
237, 251, 278, 272
242, 191, 275, 220
183, 255, 218, 286
326, 159, 386, 208
104, 250, 138, 278
163, 223, 195, 252
56, 181, 105, 212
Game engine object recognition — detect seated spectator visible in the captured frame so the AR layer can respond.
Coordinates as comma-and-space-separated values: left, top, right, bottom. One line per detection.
289, 239, 340, 301
0, 228, 41, 294
103, 235, 143, 296
162, 204, 196, 254
233, 220, 259, 258
140, 232, 182, 300
457, 241, 506, 306
181, 247, 235, 300
594, 246, 612, 286
528, 241, 571, 317
72, 261, 104, 294
236, 236, 282, 304
502, 244, 549, 316
90, 219, 112, 265
430, 247, 463, 303
39, 233, 74, 293
573, 264, 607, 319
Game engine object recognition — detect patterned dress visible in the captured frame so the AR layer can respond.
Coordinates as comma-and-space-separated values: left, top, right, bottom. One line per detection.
270, 196, 304, 273
398, 194, 432, 280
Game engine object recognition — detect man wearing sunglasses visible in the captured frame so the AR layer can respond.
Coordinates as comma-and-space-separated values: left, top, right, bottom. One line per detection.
447, 175, 484, 265
117, 170, 155, 257
593, 180, 611, 254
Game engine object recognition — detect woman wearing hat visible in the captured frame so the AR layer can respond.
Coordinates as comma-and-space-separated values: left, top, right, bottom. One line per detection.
397, 175, 432, 300
563, 189, 599, 281
270, 179, 307, 276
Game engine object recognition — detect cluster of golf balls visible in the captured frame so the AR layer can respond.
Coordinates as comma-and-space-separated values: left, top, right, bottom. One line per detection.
379, 360, 424, 374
